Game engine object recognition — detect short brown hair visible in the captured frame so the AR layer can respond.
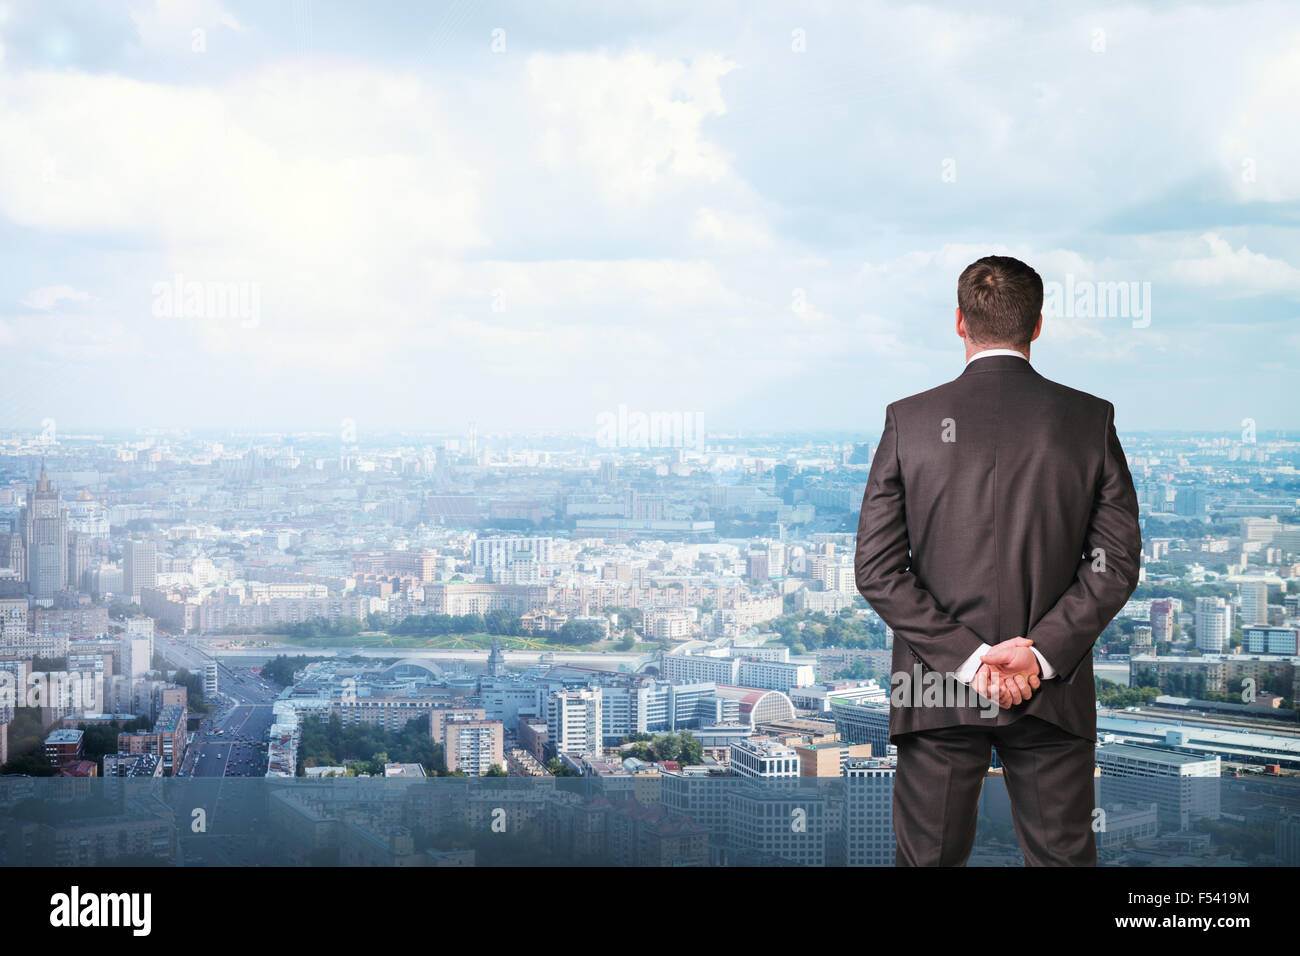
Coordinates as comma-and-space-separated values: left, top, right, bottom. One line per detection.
957, 255, 1043, 348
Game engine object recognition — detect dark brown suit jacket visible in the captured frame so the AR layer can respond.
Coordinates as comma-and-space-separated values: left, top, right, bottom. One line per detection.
854, 354, 1141, 742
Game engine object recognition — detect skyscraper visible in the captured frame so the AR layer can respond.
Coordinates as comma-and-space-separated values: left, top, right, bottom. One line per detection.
123, 539, 157, 600
20, 464, 68, 605
1237, 580, 1269, 627
67, 531, 92, 593
1195, 597, 1231, 652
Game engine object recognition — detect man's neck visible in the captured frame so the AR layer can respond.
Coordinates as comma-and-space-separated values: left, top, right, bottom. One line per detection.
964, 343, 1031, 365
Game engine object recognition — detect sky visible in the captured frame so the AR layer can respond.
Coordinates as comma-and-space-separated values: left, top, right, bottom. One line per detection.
0, 0, 1298, 439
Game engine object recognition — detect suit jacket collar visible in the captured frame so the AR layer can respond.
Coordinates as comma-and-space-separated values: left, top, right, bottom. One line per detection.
959, 353, 1037, 377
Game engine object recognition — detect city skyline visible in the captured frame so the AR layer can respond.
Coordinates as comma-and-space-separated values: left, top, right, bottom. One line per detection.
1, 1, 1298, 433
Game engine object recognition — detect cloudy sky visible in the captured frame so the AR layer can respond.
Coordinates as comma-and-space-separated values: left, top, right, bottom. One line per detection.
1, 0, 1297, 437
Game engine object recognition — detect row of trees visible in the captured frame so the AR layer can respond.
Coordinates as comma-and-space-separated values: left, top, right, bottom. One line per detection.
391, 610, 524, 637
298, 712, 444, 776
283, 617, 364, 640
1095, 677, 1161, 709
770, 608, 886, 654
620, 731, 704, 765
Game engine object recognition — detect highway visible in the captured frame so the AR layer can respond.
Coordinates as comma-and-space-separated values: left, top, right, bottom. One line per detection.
162, 638, 279, 779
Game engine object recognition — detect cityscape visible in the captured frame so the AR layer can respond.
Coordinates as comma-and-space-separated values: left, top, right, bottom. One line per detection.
0, 424, 1297, 867
0, 6, 1295, 933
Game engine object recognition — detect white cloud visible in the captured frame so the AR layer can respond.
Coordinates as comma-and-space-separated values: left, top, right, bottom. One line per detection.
527, 51, 739, 206
691, 206, 771, 246
1167, 233, 1300, 295
0, 3, 1297, 430
0, 65, 484, 260
22, 284, 89, 310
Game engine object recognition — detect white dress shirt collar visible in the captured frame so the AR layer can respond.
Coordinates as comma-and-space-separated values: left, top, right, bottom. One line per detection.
965, 347, 1029, 366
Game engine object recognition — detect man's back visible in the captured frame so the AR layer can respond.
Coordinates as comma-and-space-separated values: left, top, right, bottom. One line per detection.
855, 354, 1142, 742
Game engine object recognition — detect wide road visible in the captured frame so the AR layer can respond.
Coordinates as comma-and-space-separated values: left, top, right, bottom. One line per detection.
184, 702, 276, 777
161, 639, 280, 778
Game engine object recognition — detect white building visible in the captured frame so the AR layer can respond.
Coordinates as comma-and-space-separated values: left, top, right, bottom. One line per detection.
202, 660, 219, 700
473, 536, 553, 573
1195, 597, 1231, 652
1236, 581, 1269, 627
729, 737, 800, 779
547, 687, 603, 757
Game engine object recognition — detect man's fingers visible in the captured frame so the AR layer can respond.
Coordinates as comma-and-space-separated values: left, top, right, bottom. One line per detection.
993, 673, 1013, 709
1015, 673, 1032, 700
1005, 674, 1023, 705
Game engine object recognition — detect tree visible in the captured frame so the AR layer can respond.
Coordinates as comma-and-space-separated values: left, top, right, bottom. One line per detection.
557, 619, 606, 646
485, 764, 506, 777
261, 654, 325, 687
620, 732, 702, 766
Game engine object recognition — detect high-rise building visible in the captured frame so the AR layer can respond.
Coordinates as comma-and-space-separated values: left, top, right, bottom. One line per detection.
727, 787, 825, 865
1174, 487, 1209, 517
443, 717, 504, 775
1150, 598, 1175, 644
122, 539, 157, 600
1195, 597, 1231, 652
1237, 581, 1269, 627
202, 660, 219, 700
67, 532, 92, 593
843, 757, 896, 866
547, 687, 602, 757
21, 465, 68, 604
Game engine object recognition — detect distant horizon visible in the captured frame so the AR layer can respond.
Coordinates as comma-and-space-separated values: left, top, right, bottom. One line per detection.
2, 424, 1300, 443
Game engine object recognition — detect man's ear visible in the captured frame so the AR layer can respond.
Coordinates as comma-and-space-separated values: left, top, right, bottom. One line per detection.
956, 307, 967, 340
1030, 313, 1043, 342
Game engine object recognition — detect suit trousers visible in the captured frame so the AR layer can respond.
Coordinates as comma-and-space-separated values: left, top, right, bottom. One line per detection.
892, 715, 1097, 866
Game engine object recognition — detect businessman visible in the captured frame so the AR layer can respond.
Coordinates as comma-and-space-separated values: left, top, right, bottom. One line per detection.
855, 255, 1141, 866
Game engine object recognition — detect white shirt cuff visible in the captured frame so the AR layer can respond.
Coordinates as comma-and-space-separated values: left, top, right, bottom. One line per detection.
952, 643, 992, 685
1030, 646, 1057, 679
